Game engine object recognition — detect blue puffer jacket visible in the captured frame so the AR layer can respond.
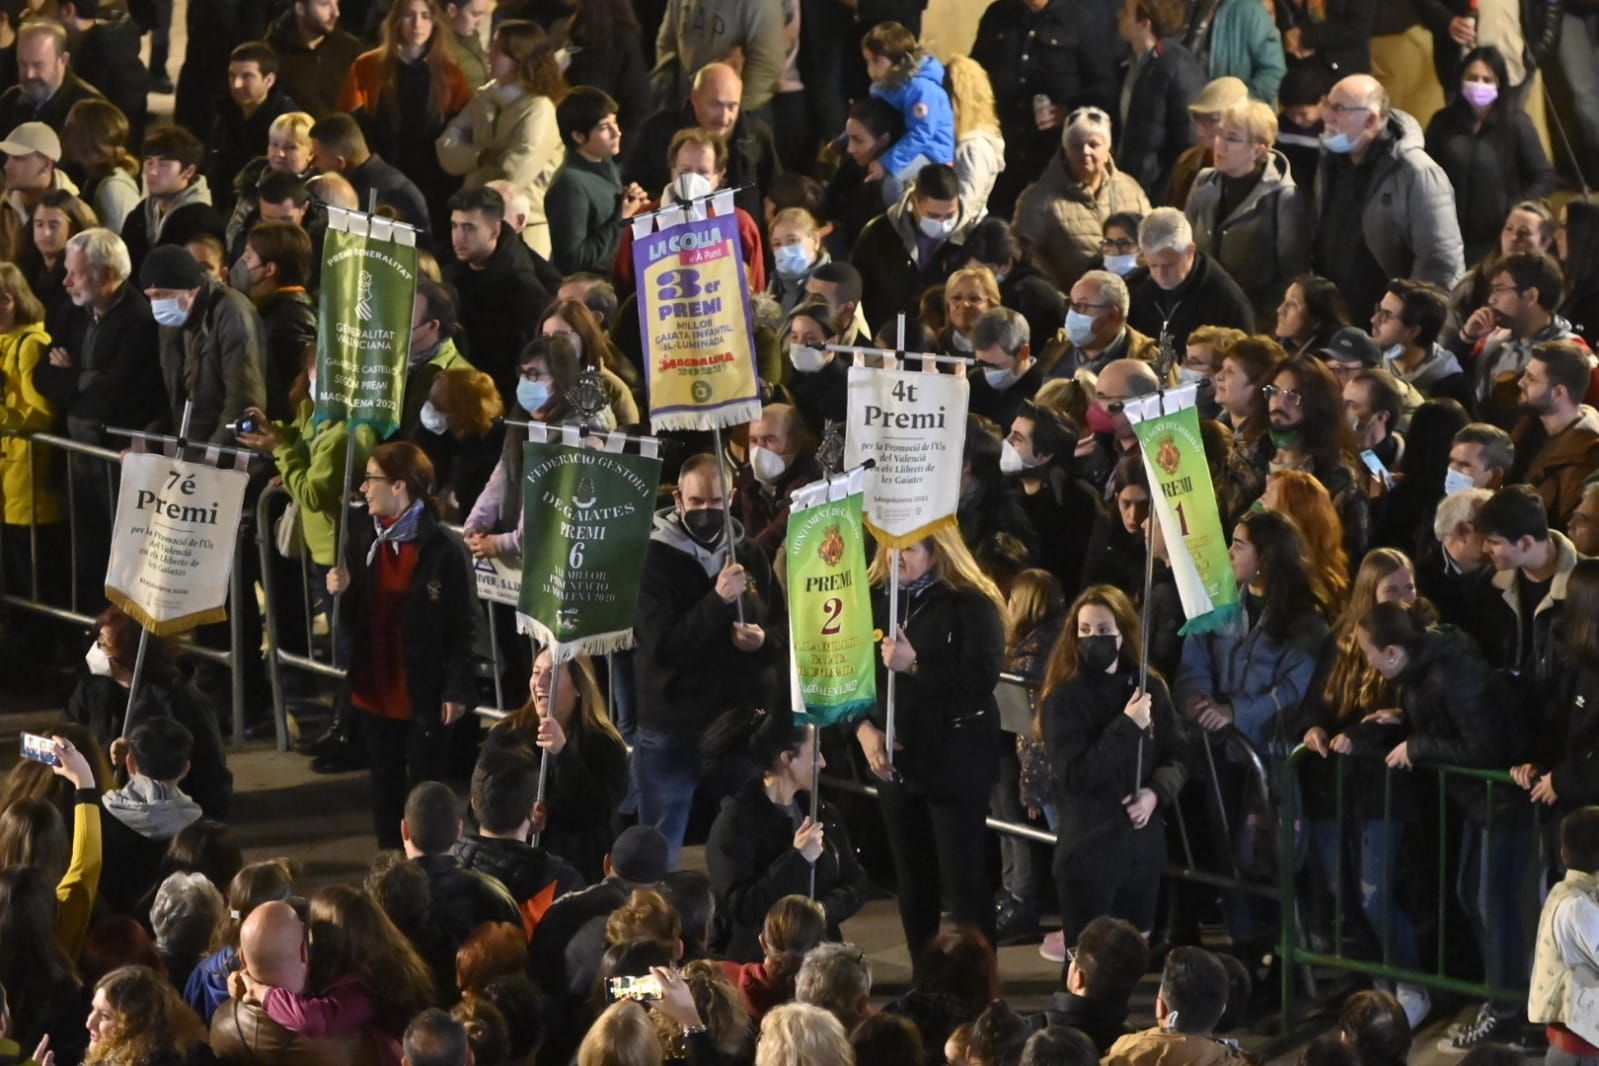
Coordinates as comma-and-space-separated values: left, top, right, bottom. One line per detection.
183, 946, 237, 1023
871, 55, 956, 180
1175, 604, 1329, 755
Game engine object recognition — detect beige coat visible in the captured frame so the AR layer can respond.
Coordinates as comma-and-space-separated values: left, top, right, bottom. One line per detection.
1013, 152, 1151, 292
437, 83, 564, 258
1103, 1028, 1259, 1066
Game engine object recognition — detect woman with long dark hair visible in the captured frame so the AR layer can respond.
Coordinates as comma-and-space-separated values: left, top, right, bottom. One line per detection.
1515, 559, 1599, 813
703, 709, 868, 962
339, 0, 473, 229
483, 649, 629, 881
540, 298, 642, 425
557, 0, 650, 134
327, 442, 480, 848
1557, 195, 1599, 342
855, 526, 1005, 961
1425, 46, 1555, 266
0, 737, 98, 960
1038, 584, 1185, 952
0, 865, 87, 1063
1274, 275, 1348, 359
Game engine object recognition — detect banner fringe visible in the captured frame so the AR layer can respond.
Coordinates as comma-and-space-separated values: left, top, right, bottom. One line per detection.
863, 513, 958, 550
1177, 602, 1244, 637
516, 614, 638, 661
105, 589, 227, 636
648, 399, 763, 434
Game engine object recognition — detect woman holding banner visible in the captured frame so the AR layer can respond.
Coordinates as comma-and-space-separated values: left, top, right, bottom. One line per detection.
328, 442, 480, 849
857, 526, 1005, 962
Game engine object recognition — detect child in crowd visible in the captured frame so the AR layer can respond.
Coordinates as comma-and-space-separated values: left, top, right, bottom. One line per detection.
1530, 806, 1599, 1065
861, 21, 955, 204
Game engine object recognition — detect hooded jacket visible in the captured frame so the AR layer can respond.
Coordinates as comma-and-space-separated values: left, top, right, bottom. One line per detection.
1185, 150, 1307, 321
633, 509, 786, 735
1311, 109, 1466, 292
1384, 342, 1464, 396
0, 321, 61, 526
851, 185, 982, 330
1014, 153, 1152, 292
154, 276, 268, 445
444, 222, 552, 401
957, 128, 1006, 217
121, 176, 214, 272
99, 776, 203, 914
872, 55, 957, 181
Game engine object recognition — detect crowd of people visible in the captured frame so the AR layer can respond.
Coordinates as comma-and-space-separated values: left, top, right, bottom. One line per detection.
1, 0, 1599, 1062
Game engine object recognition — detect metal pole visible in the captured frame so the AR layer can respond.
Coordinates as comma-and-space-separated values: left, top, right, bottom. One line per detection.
709, 423, 745, 624
66, 453, 79, 612
1136, 509, 1156, 796
120, 629, 150, 738
229, 531, 247, 745
885, 548, 901, 769
332, 430, 359, 670
257, 485, 292, 750
808, 722, 821, 900
486, 601, 505, 713
531, 654, 562, 847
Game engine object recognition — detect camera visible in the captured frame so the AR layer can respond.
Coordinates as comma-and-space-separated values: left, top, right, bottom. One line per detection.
227, 417, 260, 436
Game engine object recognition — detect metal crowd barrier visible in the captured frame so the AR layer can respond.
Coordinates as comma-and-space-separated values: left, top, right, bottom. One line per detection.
1276, 743, 1529, 1022
0, 430, 249, 740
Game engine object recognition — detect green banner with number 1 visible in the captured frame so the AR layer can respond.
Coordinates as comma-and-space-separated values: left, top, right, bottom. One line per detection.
787, 487, 876, 725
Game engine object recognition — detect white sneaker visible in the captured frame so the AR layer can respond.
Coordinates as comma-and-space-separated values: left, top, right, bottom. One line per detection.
1039, 930, 1067, 963
1396, 983, 1431, 1030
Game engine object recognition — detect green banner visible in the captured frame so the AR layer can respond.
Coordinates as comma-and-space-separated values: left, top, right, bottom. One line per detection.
1126, 392, 1240, 635
517, 435, 662, 657
786, 487, 876, 725
314, 214, 417, 438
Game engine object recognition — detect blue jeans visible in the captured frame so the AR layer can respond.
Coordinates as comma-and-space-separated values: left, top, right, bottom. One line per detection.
632, 728, 702, 868
1308, 818, 1420, 970
1458, 811, 1535, 1002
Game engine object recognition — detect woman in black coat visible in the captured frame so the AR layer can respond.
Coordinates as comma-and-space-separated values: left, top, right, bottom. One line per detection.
558, 0, 651, 135
483, 650, 630, 882
1038, 583, 1185, 951
1514, 560, 1599, 814
1082, 456, 1150, 601
329, 441, 480, 849
1424, 46, 1556, 266
704, 709, 868, 963
853, 527, 1006, 963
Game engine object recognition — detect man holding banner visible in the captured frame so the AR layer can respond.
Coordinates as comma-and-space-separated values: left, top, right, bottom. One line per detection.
633, 454, 787, 865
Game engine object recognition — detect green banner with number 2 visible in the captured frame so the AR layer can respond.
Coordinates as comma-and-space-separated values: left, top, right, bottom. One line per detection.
517, 437, 662, 658
787, 490, 876, 725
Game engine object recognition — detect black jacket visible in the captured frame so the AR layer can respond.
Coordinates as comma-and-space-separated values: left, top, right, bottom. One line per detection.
633, 513, 787, 735
705, 779, 869, 963
1082, 510, 1147, 600
265, 12, 366, 120
1413, 0, 1564, 91
336, 507, 482, 725
32, 282, 165, 445
444, 223, 551, 401
1275, 0, 1377, 77
257, 289, 317, 423
850, 201, 977, 332
1127, 251, 1255, 353
866, 581, 1005, 797
529, 876, 635, 1061
453, 834, 586, 909
173, 0, 271, 138
624, 105, 782, 224
1000, 261, 1067, 355
1003, 470, 1104, 595
0, 69, 102, 135
967, 361, 1045, 431
565, 17, 652, 136
67, 673, 234, 820
347, 153, 433, 240
410, 852, 522, 957
153, 276, 269, 445
1115, 39, 1206, 203
1425, 99, 1557, 265
482, 720, 630, 883
1544, 664, 1599, 813
70, 17, 149, 144
1041, 666, 1186, 860
1032, 991, 1134, 1054
210, 88, 300, 213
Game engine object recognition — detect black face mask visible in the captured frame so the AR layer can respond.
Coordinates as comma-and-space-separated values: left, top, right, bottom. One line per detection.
1078, 634, 1120, 673
681, 507, 725, 547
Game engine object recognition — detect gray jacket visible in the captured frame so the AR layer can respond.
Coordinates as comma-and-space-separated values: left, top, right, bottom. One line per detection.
157, 277, 267, 444
1184, 149, 1307, 322
1311, 109, 1465, 291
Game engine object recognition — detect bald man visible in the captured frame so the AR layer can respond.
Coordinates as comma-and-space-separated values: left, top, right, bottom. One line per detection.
1094, 358, 1162, 473
1311, 73, 1464, 317
211, 902, 382, 1066
736, 402, 822, 558
306, 172, 359, 212
626, 63, 780, 225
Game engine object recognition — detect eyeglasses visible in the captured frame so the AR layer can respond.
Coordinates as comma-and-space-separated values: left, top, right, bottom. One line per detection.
1489, 284, 1527, 296
1261, 384, 1303, 406
1327, 102, 1375, 116
947, 293, 991, 306
1070, 301, 1110, 315
1097, 397, 1127, 415
359, 474, 392, 485
1099, 237, 1137, 253
1372, 305, 1399, 323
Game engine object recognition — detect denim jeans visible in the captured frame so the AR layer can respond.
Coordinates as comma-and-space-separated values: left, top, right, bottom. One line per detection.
607, 651, 639, 815
632, 727, 701, 868
1458, 811, 1536, 1001
1307, 818, 1420, 970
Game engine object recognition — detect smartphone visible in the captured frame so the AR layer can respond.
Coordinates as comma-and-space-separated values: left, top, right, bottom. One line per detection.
1360, 449, 1393, 489
608, 975, 663, 1002
20, 732, 60, 766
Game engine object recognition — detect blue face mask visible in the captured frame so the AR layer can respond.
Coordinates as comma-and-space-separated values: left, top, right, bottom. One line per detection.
1321, 130, 1358, 154
1443, 467, 1477, 496
773, 244, 815, 278
1065, 309, 1098, 348
517, 379, 551, 414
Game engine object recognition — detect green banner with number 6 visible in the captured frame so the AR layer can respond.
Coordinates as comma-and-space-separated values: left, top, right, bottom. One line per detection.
517, 435, 662, 658
786, 489, 876, 725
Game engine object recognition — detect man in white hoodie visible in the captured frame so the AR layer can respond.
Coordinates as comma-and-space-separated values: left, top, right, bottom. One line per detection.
100, 716, 202, 915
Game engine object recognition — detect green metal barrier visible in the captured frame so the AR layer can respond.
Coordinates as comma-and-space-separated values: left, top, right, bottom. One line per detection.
1276, 742, 1525, 1024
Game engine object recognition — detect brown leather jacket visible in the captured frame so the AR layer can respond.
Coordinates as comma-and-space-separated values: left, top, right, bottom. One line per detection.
209, 999, 382, 1066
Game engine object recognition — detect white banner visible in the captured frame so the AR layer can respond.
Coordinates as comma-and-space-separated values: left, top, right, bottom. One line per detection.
844, 365, 969, 547
105, 453, 249, 635
473, 555, 522, 607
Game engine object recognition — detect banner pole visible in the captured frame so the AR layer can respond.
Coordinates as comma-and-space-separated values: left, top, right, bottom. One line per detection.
1134, 392, 1165, 797
332, 430, 358, 671
710, 423, 745, 625
487, 602, 505, 713
532, 653, 562, 848
885, 548, 900, 771
808, 721, 820, 900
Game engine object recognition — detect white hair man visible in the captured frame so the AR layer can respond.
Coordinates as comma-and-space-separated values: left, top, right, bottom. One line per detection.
1048, 268, 1158, 381
1127, 206, 1254, 360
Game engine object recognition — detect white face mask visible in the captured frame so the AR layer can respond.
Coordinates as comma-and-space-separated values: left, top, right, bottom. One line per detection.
419, 400, 448, 435
1177, 366, 1208, 387
750, 445, 787, 483
1065, 309, 1099, 348
789, 344, 827, 373
151, 296, 189, 328
1382, 342, 1406, 363
1104, 253, 1139, 277
671, 171, 715, 204
1444, 467, 1477, 496
982, 364, 1019, 390
999, 439, 1034, 474
918, 213, 956, 239
86, 642, 114, 677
